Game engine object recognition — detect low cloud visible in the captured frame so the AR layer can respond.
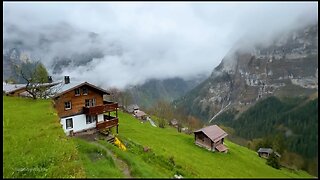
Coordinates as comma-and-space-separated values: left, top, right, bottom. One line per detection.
3, 2, 318, 89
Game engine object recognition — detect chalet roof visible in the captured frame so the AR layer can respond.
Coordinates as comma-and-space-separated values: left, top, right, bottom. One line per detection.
127, 104, 140, 112
170, 119, 178, 125
257, 148, 273, 154
134, 110, 147, 117
3, 83, 26, 93
3, 82, 60, 94
257, 148, 281, 157
194, 125, 228, 143
274, 152, 281, 158
53, 81, 110, 98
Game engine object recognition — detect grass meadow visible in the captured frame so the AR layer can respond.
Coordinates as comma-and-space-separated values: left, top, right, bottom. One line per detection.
3, 96, 313, 178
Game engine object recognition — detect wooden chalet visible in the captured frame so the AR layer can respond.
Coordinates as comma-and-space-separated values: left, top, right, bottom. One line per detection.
52, 77, 119, 136
169, 119, 179, 128
126, 104, 139, 113
134, 110, 147, 120
194, 125, 228, 153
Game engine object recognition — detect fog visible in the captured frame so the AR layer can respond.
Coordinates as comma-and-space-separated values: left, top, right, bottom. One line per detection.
3, 2, 318, 89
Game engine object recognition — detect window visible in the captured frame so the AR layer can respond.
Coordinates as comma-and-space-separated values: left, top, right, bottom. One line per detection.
66, 118, 73, 129
83, 88, 88, 95
64, 101, 71, 110
75, 88, 80, 96
85, 99, 96, 107
91, 98, 96, 106
85, 99, 90, 107
86, 115, 97, 124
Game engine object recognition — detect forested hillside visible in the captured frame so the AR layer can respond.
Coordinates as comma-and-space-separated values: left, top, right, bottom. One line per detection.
214, 96, 318, 176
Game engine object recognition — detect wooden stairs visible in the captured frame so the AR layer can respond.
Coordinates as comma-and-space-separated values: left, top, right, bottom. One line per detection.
99, 128, 115, 145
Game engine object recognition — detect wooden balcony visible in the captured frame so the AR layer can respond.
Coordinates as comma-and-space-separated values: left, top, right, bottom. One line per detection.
83, 102, 118, 115
96, 116, 118, 130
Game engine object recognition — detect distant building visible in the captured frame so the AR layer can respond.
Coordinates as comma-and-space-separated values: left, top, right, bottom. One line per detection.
126, 104, 140, 113
169, 119, 179, 128
194, 125, 228, 153
257, 148, 281, 159
3, 81, 60, 97
134, 110, 147, 120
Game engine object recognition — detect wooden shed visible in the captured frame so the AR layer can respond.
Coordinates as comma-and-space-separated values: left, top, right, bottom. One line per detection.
194, 125, 228, 153
257, 148, 281, 159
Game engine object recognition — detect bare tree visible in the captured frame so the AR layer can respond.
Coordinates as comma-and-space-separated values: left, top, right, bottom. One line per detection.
187, 115, 203, 131
151, 100, 175, 128
107, 87, 122, 102
14, 61, 59, 99
120, 91, 133, 110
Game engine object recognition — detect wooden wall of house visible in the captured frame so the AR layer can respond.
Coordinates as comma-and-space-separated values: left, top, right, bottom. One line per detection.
54, 85, 105, 118
259, 152, 270, 158
195, 132, 212, 149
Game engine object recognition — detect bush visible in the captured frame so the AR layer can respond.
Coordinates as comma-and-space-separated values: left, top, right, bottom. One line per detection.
158, 118, 166, 128
267, 152, 281, 169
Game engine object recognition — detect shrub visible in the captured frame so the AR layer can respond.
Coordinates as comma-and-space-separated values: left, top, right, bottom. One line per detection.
267, 152, 281, 169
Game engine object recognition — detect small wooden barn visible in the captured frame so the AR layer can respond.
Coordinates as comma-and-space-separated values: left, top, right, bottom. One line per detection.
169, 119, 178, 128
194, 125, 228, 153
134, 110, 147, 120
126, 104, 140, 113
257, 148, 281, 159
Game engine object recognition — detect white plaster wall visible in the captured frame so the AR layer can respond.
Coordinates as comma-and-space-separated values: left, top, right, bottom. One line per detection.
61, 114, 98, 135
97, 114, 104, 122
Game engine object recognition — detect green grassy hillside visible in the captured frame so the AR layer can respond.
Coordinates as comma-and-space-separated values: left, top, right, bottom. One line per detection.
106, 111, 313, 178
3, 96, 85, 178
3, 96, 313, 178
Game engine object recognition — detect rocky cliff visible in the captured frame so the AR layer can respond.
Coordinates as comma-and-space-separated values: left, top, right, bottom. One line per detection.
174, 23, 318, 122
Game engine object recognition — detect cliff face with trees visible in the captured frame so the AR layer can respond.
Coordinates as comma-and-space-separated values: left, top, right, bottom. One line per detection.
173, 23, 318, 176
174, 23, 318, 122
215, 96, 318, 176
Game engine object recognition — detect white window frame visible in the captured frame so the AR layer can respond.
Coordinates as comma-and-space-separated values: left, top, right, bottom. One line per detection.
66, 118, 73, 129
75, 88, 80, 96
64, 101, 72, 110
86, 115, 97, 124
91, 98, 96, 107
85, 99, 90, 107
85, 98, 96, 107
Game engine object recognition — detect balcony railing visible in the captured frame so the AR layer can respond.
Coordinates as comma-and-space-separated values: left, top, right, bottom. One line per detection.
96, 116, 118, 130
83, 102, 118, 115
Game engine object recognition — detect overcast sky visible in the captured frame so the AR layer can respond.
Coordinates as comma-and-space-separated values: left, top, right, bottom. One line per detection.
3, 2, 318, 89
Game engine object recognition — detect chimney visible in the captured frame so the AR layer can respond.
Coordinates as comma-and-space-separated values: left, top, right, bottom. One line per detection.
64, 76, 70, 84
48, 76, 53, 83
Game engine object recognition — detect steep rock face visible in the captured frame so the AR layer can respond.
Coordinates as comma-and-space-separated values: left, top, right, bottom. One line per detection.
174, 23, 318, 122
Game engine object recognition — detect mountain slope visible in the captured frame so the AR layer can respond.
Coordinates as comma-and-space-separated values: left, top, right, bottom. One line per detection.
215, 96, 318, 158
126, 75, 206, 109
173, 22, 318, 176
174, 22, 318, 122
